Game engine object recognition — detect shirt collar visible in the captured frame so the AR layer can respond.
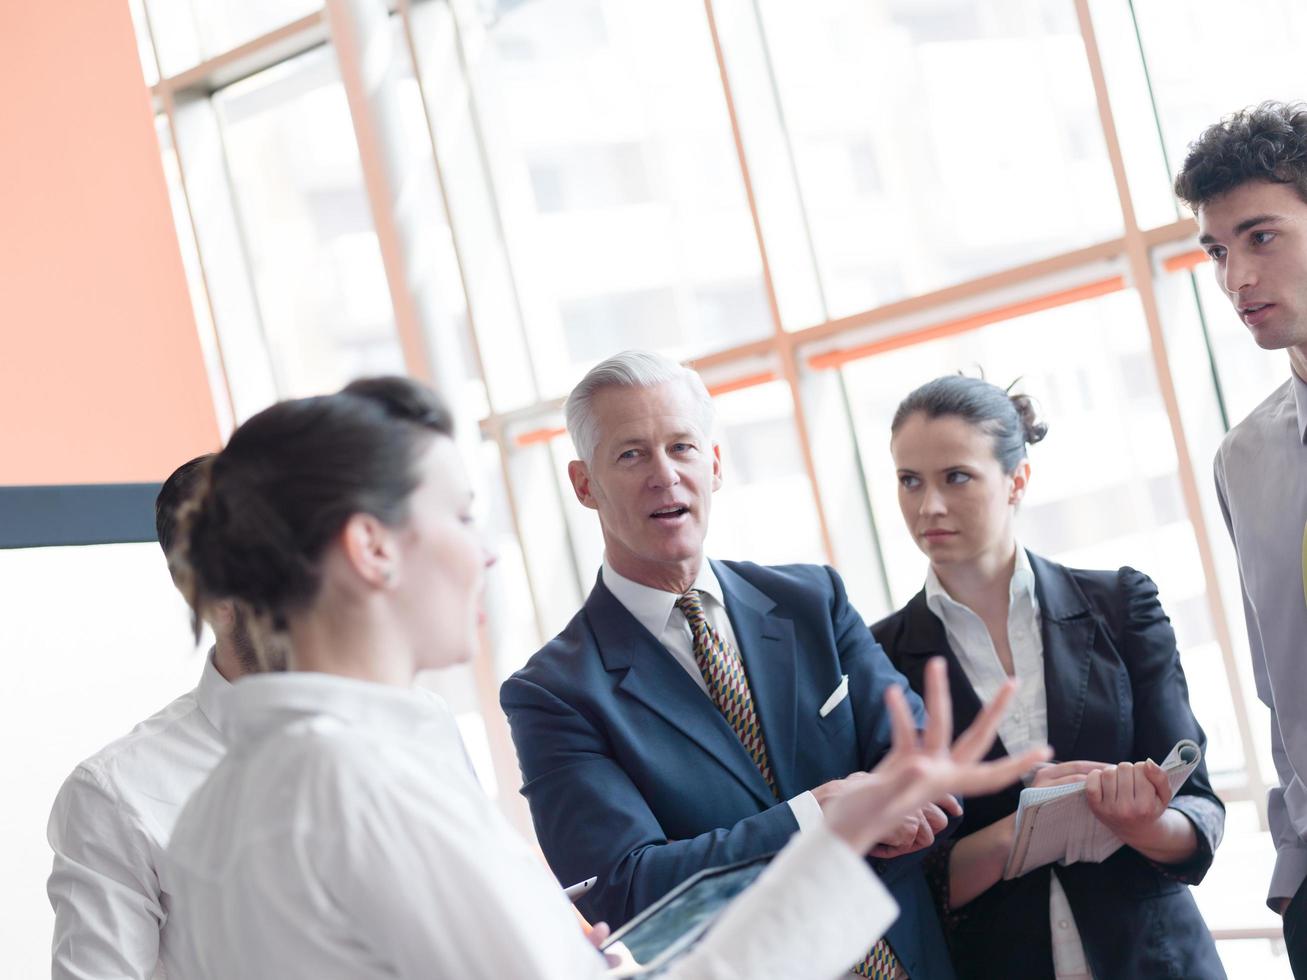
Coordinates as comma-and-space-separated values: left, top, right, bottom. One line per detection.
1291, 369, 1307, 445
194, 648, 231, 735
924, 544, 1038, 618
602, 556, 725, 639
222, 672, 443, 746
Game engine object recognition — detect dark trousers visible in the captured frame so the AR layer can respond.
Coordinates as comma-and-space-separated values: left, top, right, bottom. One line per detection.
1287, 878, 1307, 977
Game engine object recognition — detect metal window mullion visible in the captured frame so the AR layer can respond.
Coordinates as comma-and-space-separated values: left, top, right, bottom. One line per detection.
1073, 0, 1267, 817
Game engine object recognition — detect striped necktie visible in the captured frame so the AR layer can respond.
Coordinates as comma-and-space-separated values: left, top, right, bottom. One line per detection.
675, 591, 903, 979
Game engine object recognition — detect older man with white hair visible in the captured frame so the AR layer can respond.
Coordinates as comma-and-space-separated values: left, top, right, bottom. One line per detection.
501, 351, 959, 979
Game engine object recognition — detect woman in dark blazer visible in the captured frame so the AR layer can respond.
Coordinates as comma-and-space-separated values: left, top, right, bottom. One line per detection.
872, 375, 1226, 979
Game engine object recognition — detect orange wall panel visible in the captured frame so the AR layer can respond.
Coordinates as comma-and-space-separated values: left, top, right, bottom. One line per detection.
0, 1, 220, 485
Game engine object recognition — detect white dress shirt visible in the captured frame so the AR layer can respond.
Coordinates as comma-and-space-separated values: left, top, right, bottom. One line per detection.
164, 671, 898, 980
47, 653, 228, 980
601, 558, 823, 829
925, 546, 1092, 980
1215, 370, 1307, 907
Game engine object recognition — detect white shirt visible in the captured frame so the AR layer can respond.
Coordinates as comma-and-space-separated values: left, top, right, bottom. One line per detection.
1214, 372, 1307, 907
164, 671, 898, 980
601, 558, 823, 829
47, 653, 228, 980
925, 546, 1092, 980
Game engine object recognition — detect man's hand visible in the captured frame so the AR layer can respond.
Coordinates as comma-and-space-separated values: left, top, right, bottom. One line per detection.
821, 660, 1051, 856
813, 778, 960, 858
1085, 760, 1172, 846
868, 798, 959, 858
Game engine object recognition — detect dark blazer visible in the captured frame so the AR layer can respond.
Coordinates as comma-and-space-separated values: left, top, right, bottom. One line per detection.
872, 553, 1226, 980
502, 560, 958, 979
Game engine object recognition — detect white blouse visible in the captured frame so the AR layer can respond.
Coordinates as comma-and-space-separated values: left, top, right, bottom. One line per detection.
164, 672, 897, 980
925, 546, 1093, 980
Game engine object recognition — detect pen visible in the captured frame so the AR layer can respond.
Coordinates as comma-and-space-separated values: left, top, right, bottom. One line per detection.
564, 876, 597, 902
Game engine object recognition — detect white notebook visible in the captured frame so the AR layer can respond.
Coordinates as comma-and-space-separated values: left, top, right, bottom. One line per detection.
1002, 739, 1202, 880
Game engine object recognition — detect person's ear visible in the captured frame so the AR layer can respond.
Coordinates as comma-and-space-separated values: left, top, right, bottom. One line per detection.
710, 442, 723, 492
568, 459, 599, 510
1008, 459, 1031, 506
339, 512, 400, 589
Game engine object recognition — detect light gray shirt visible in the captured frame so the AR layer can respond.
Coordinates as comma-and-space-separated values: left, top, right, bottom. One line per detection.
1214, 370, 1307, 907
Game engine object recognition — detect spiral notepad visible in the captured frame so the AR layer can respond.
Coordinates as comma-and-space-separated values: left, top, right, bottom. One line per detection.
1002, 739, 1202, 880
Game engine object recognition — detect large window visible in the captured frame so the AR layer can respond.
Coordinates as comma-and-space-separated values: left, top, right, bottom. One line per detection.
17, 0, 1306, 974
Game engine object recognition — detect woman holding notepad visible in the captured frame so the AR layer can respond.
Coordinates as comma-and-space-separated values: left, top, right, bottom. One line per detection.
873, 375, 1226, 979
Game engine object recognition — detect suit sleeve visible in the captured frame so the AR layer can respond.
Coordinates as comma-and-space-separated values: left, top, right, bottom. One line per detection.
824, 566, 959, 884
1115, 566, 1225, 884
500, 675, 802, 927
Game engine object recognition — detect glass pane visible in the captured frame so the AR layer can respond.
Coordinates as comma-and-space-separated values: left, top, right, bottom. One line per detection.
840, 289, 1246, 778
155, 114, 235, 439
409, 0, 541, 414
143, 0, 322, 79
0, 543, 203, 979
752, 0, 1121, 319
1128, 0, 1307, 218
456, 0, 774, 397
1201, 803, 1290, 974
214, 46, 405, 398
705, 380, 827, 567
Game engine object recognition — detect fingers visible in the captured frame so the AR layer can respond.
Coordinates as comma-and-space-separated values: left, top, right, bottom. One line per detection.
952, 677, 1019, 762
1142, 759, 1172, 805
921, 802, 949, 834
884, 683, 918, 758
1041, 760, 1108, 780
1099, 764, 1119, 806
936, 793, 963, 818
921, 658, 951, 752
1085, 768, 1102, 807
585, 922, 611, 949
949, 744, 1051, 797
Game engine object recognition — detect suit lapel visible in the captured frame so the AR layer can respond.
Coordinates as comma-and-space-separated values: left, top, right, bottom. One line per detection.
1030, 554, 1096, 759
584, 574, 776, 807
894, 591, 999, 758
712, 561, 798, 798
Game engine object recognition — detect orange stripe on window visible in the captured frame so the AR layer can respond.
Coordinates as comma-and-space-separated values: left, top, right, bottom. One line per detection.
1162, 249, 1209, 273
514, 426, 567, 448
807, 275, 1126, 372
510, 371, 779, 448
706, 370, 777, 397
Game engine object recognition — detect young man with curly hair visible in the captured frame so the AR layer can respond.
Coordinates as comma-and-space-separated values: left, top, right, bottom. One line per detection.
1174, 100, 1307, 976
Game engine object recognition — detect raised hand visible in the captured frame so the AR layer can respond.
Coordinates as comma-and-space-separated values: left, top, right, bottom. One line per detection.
824, 658, 1051, 856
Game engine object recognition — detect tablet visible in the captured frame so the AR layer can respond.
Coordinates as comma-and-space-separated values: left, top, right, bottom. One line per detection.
600, 854, 773, 975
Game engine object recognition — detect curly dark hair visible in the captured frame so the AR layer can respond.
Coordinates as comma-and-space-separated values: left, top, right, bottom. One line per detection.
1174, 101, 1307, 211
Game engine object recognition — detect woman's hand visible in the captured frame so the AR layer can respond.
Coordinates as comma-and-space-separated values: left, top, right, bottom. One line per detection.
824, 658, 1051, 856
1027, 759, 1107, 788
1085, 760, 1173, 845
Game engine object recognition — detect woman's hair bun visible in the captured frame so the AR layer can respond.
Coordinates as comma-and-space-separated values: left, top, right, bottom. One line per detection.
1008, 392, 1048, 446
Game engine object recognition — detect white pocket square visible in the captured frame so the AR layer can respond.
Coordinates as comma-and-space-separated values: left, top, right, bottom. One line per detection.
819, 675, 850, 718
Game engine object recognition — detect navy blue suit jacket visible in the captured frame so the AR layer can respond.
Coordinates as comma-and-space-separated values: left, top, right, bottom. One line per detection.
873, 554, 1226, 979
501, 560, 958, 979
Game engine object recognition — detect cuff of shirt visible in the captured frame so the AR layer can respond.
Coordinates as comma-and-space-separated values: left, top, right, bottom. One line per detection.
1269, 841, 1307, 910
788, 790, 823, 832
690, 819, 899, 980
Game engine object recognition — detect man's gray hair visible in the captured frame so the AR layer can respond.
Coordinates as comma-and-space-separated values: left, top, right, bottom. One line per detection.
565, 350, 715, 463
